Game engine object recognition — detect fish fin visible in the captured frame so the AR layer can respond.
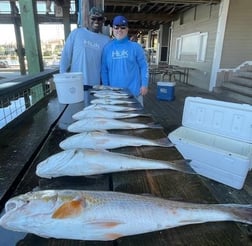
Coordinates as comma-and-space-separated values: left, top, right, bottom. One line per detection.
95, 129, 109, 133
221, 204, 252, 224
168, 159, 196, 175
104, 233, 124, 240
156, 137, 174, 147
139, 113, 152, 118
147, 122, 163, 129
129, 107, 142, 111
52, 199, 85, 219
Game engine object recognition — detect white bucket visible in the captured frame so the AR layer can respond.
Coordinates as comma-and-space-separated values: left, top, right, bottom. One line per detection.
53, 72, 84, 104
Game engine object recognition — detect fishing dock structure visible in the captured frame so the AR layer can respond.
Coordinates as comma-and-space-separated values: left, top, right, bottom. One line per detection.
0, 69, 251, 245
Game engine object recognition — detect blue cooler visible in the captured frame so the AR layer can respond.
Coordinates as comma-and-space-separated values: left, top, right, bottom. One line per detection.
157, 81, 176, 101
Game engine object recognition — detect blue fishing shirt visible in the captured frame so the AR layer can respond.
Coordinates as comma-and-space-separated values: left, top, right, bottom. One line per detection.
60, 28, 110, 85
101, 37, 149, 96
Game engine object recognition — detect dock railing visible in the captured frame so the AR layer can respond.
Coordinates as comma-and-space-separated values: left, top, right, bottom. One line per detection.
0, 68, 59, 129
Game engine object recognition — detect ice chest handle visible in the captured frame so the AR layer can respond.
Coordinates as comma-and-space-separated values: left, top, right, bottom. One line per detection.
157, 81, 176, 101
53, 72, 84, 104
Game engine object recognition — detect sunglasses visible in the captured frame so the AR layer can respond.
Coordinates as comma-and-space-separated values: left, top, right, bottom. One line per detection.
113, 25, 128, 30
90, 17, 104, 21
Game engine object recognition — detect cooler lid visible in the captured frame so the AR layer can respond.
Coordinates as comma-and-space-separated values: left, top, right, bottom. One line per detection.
182, 97, 252, 143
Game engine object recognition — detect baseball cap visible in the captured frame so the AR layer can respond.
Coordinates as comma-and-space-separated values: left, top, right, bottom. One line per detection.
89, 6, 104, 17
113, 16, 128, 26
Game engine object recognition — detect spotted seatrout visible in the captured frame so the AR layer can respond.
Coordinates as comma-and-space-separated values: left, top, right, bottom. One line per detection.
36, 148, 194, 178
0, 190, 252, 241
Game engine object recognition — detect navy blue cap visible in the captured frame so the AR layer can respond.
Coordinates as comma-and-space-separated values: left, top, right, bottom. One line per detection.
113, 16, 128, 26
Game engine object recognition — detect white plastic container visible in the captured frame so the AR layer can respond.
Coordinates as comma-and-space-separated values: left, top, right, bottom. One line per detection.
168, 97, 252, 189
53, 72, 84, 104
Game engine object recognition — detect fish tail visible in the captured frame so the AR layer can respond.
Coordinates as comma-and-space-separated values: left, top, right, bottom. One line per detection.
139, 113, 152, 118
155, 137, 174, 147
170, 159, 196, 174
147, 122, 163, 129
219, 204, 252, 224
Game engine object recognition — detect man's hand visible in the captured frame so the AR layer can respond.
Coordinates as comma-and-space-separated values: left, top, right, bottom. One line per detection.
140, 86, 148, 96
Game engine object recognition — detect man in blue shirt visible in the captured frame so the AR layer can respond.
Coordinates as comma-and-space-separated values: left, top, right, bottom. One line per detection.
60, 7, 110, 87
101, 16, 149, 105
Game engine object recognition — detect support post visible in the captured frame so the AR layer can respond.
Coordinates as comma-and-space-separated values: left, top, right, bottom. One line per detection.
18, 0, 43, 75
10, 0, 26, 75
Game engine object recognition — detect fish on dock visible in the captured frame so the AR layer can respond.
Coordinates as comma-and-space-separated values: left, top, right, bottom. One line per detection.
91, 98, 136, 105
72, 109, 150, 120
1, 189, 252, 241
59, 131, 173, 150
90, 89, 129, 96
84, 104, 142, 112
35, 148, 194, 178
92, 85, 122, 91
67, 118, 161, 132
93, 93, 130, 99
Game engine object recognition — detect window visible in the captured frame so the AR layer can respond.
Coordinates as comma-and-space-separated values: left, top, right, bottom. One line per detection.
175, 32, 208, 62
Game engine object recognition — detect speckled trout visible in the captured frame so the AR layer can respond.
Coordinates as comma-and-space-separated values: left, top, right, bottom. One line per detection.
67, 118, 161, 132
59, 131, 173, 150
36, 149, 194, 178
1, 190, 252, 241
72, 109, 150, 120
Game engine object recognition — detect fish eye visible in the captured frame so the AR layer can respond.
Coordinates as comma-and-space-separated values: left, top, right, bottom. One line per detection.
5, 202, 17, 211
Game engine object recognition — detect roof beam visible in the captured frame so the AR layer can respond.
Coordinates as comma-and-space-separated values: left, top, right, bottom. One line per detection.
104, 0, 221, 5
105, 12, 175, 22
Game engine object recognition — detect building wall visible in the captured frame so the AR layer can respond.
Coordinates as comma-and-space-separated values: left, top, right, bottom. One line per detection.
220, 0, 252, 68
169, 4, 220, 90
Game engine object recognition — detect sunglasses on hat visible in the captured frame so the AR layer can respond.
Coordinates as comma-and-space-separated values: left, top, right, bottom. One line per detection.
113, 25, 127, 30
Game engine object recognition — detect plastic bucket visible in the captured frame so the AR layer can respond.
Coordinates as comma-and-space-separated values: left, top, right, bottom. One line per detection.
53, 72, 84, 104
157, 81, 176, 101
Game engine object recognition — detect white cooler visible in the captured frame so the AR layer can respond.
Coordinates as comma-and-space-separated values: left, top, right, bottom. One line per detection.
168, 97, 252, 189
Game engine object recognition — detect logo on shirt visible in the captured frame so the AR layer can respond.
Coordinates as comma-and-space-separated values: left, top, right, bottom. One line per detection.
112, 49, 128, 59
84, 40, 100, 49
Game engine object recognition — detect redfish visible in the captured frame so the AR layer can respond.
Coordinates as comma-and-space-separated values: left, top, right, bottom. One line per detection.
91, 98, 136, 105
36, 148, 194, 178
67, 118, 161, 132
92, 85, 122, 91
59, 131, 173, 150
1, 190, 252, 241
72, 109, 150, 120
93, 93, 130, 99
84, 103, 141, 112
